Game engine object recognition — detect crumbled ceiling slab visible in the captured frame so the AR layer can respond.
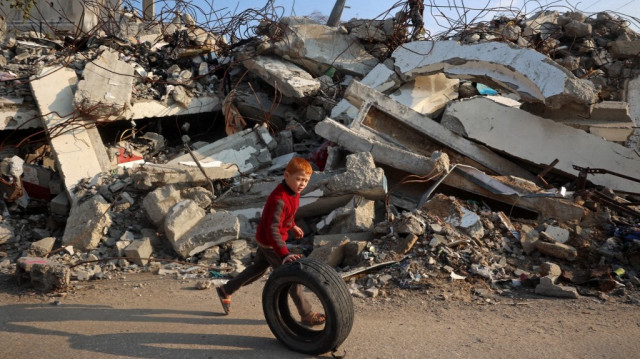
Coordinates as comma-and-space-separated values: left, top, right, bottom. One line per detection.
392, 41, 597, 109
130, 96, 220, 119
442, 97, 640, 193
241, 56, 321, 98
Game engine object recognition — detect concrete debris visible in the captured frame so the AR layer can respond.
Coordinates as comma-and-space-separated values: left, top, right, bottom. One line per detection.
1, 4, 640, 305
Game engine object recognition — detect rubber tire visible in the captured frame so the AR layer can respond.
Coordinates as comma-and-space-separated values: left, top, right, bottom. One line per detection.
262, 258, 354, 355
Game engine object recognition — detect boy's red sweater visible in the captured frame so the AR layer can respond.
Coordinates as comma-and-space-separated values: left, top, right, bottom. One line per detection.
256, 181, 299, 258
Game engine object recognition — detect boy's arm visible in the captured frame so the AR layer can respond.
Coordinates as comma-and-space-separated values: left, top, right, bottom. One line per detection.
267, 199, 290, 258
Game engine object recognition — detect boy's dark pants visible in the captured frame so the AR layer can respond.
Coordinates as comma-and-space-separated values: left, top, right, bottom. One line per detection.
222, 247, 312, 317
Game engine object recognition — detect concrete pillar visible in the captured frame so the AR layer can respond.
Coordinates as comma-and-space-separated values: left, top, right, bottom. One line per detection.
143, 0, 154, 20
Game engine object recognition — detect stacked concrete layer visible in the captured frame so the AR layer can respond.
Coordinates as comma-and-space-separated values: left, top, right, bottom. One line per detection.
30, 66, 109, 196
241, 56, 321, 98
272, 17, 379, 77
442, 97, 640, 193
130, 96, 220, 119
392, 41, 597, 109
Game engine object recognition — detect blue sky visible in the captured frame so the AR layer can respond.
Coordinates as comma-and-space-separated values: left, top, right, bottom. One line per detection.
149, 0, 640, 34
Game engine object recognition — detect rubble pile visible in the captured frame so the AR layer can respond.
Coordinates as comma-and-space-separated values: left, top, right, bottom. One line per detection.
1, 3, 640, 304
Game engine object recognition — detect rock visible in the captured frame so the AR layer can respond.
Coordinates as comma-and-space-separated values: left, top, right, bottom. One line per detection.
539, 262, 562, 279
394, 234, 419, 255
171, 211, 240, 258
62, 195, 112, 251
395, 213, 425, 235
241, 56, 321, 98
50, 192, 70, 215
195, 280, 211, 290
534, 241, 578, 261
180, 187, 213, 208
16, 257, 70, 292
316, 196, 375, 234
308, 238, 349, 267
542, 225, 570, 244
564, 20, 592, 38
343, 241, 368, 267
164, 200, 206, 243
28, 237, 56, 257
535, 276, 579, 299
124, 239, 153, 266
0, 223, 14, 245
429, 234, 447, 247
608, 40, 640, 59
143, 185, 181, 226
365, 287, 379, 298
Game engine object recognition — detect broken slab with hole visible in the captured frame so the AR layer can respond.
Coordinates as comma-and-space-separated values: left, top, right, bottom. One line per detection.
30, 66, 110, 197
169, 124, 276, 174
442, 97, 640, 193
344, 80, 535, 181
269, 17, 379, 77
391, 40, 597, 108
241, 56, 321, 98
73, 50, 134, 120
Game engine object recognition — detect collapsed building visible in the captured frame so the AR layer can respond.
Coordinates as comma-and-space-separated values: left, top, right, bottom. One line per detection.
1, 1, 640, 302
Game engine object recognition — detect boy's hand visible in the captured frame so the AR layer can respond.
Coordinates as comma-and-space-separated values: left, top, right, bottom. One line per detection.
292, 225, 304, 239
282, 254, 302, 264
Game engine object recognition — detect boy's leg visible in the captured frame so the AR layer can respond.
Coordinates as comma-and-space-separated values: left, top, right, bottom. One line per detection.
221, 248, 270, 295
259, 250, 313, 318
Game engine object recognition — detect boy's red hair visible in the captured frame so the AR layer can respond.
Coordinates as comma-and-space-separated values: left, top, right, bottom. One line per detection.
285, 157, 312, 175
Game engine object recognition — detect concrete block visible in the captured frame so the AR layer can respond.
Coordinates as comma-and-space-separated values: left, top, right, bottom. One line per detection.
392, 41, 596, 108
50, 192, 70, 215
343, 241, 368, 266
535, 276, 579, 299
0, 223, 14, 245
163, 200, 206, 244
394, 213, 426, 235
73, 50, 134, 119
30, 66, 108, 196
130, 96, 220, 119
543, 225, 570, 244
308, 237, 349, 267
520, 225, 539, 255
272, 17, 379, 77
539, 262, 562, 279
124, 239, 153, 266
28, 237, 56, 257
132, 162, 238, 190
316, 196, 375, 234
395, 234, 419, 255
442, 97, 640, 193
534, 240, 578, 261
16, 257, 70, 292
172, 211, 239, 258
62, 195, 112, 251
242, 56, 321, 98
142, 185, 181, 226
563, 20, 591, 37
608, 40, 640, 59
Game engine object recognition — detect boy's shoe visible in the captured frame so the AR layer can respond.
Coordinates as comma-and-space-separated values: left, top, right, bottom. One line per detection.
216, 287, 231, 315
301, 312, 326, 326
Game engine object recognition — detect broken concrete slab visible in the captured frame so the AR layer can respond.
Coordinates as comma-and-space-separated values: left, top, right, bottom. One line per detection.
62, 195, 112, 251
308, 237, 349, 267
608, 40, 640, 59
171, 211, 239, 258
542, 226, 570, 244
534, 240, 578, 261
270, 17, 379, 77
142, 185, 181, 226
124, 238, 153, 266
389, 74, 459, 117
132, 162, 238, 190
0, 103, 40, 130
16, 257, 70, 292
344, 81, 536, 181
30, 66, 110, 196
130, 96, 220, 119
395, 234, 419, 255
316, 195, 375, 234
28, 237, 56, 257
315, 117, 450, 176
392, 41, 597, 108
442, 97, 640, 193
73, 50, 134, 119
535, 276, 579, 298
242, 56, 321, 98
169, 124, 276, 174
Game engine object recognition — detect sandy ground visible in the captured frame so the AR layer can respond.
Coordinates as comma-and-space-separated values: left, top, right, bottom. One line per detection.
1, 272, 639, 359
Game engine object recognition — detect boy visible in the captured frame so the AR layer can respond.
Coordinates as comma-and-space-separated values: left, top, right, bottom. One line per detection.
216, 157, 326, 326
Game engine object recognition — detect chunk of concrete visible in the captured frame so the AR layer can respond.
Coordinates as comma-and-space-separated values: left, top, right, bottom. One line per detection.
543, 226, 570, 244
169, 124, 275, 174
629, 76, 640, 128
74, 50, 134, 119
308, 237, 349, 267
130, 96, 220, 119
50, 192, 70, 215
539, 262, 562, 279
392, 41, 597, 108
315, 117, 450, 176
242, 56, 321, 98
534, 240, 578, 261
62, 195, 112, 251
395, 234, 419, 255
143, 185, 181, 226
389, 74, 459, 116
442, 97, 640, 193
345, 81, 535, 181
164, 199, 206, 243
271, 17, 379, 77
15, 257, 70, 292
535, 276, 579, 299
30, 66, 109, 196
343, 240, 368, 266
608, 40, 640, 59
316, 196, 375, 234
172, 211, 239, 258
132, 162, 238, 190
28, 237, 56, 257
520, 225, 539, 255
124, 238, 153, 266
0, 223, 13, 245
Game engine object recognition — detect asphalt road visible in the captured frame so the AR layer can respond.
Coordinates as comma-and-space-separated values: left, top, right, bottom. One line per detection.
1, 272, 639, 359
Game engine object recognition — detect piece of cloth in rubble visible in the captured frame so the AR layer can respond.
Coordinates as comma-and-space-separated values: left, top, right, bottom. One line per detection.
255, 180, 299, 258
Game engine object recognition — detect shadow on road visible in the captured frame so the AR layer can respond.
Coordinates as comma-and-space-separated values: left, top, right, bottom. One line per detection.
0, 303, 311, 358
